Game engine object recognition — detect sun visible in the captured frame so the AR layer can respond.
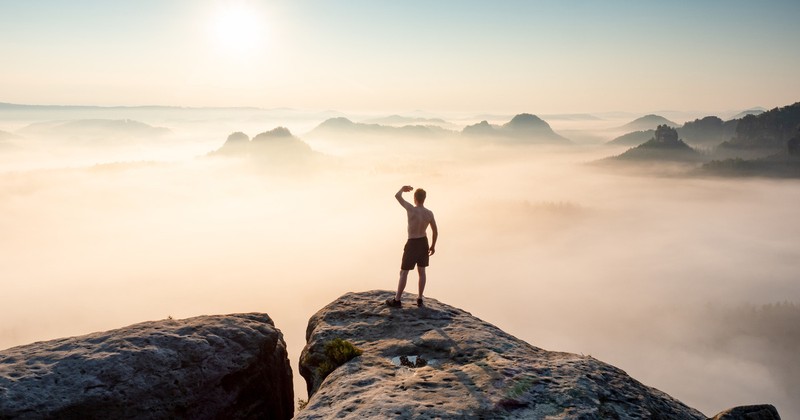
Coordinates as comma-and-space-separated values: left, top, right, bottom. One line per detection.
211, 4, 266, 55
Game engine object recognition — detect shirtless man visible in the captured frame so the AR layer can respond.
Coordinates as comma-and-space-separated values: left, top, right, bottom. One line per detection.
386, 185, 438, 308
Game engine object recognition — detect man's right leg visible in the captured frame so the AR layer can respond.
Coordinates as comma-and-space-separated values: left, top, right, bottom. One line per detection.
395, 269, 409, 301
417, 266, 426, 299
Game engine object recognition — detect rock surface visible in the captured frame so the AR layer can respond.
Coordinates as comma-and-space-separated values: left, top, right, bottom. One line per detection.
297, 290, 709, 419
709, 404, 781, 419
0, 313, 293, 419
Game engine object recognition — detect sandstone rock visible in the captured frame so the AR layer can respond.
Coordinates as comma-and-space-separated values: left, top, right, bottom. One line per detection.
709, 404, 781, 420
0, 313, 293, 419
296, 290, 706, 419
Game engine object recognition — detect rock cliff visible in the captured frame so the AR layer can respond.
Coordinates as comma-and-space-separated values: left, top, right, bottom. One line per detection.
297, 291, 780, 419
0, 313, 293, 419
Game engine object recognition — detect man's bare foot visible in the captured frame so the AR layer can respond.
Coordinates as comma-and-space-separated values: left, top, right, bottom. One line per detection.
416, 298, 424, 307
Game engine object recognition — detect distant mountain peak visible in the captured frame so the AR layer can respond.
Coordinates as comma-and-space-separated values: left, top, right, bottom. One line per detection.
253, 127, 293, 140
17, 118, 171, 140
318, 117, 355, 128
729, 107, 767, 120
633, 125, 695, 151
213, 127, 314, 159
610, 125, 702, 162
505, 113, 546, 126
722, 102, 800, 150
621, 114, 678, 131
223, 132, 250, 147
463, 113, 569, 143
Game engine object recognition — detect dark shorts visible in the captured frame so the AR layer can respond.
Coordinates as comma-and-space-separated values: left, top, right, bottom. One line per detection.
401, 237, 429, 270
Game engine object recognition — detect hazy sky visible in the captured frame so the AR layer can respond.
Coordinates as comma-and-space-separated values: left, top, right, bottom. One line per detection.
1, 0, 799, 113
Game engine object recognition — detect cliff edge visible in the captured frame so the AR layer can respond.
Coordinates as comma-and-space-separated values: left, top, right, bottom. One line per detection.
297, 290, 779, 419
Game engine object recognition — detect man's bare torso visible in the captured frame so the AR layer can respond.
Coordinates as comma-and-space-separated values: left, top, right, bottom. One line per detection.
406, 205, 434, 239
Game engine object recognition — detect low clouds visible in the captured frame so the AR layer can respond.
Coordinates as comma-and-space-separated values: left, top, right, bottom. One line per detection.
0, 119, 797, 416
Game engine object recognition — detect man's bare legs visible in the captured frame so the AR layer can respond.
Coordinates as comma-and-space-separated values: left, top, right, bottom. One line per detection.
395, 270, 409, 302
417, 266, 426, 300
395, 267, 425, 303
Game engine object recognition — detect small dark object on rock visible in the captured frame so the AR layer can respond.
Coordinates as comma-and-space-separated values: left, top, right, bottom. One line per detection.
398, 355, 427, 368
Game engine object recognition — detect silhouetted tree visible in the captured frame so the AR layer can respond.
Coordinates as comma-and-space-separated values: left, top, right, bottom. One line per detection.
653, 124, 679, 144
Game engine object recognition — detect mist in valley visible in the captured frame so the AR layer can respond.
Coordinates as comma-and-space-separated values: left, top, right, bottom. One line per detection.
1, 112, 799, 418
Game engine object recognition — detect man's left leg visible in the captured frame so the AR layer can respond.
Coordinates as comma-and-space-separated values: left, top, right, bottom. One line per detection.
417, 266, 426, 305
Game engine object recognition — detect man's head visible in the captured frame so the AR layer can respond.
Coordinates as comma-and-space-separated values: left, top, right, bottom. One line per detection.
414, 188, 426, 205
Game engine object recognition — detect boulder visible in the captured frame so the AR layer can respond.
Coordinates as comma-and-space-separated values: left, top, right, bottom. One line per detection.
0, 313, 293, 419
709, 404, 781, 419
297, 290, 707, 419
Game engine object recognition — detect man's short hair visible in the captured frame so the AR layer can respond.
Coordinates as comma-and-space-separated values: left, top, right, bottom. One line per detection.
414, 188, 426, 204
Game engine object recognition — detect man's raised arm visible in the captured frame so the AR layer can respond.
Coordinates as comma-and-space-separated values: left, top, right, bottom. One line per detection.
395, 185, 414, 209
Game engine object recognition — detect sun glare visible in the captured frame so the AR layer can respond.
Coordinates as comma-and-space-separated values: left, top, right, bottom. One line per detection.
211, 5, 265, 55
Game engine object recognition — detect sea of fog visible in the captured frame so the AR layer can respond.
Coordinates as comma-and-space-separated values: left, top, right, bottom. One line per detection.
1, 114, 798, 417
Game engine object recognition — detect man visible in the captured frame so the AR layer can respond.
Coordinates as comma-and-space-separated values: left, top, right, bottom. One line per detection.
386, 185, 438, 308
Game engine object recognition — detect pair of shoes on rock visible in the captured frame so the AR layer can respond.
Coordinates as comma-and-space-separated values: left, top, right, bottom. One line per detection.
385, 298, 402, 308
385, 297, 423, 308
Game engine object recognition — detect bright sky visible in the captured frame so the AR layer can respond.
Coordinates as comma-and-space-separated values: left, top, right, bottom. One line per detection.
1, 0, 799, 113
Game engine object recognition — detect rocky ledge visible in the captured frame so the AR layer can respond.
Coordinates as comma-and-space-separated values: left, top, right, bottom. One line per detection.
0, 313, 293, 419
297, 290, 779, 419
